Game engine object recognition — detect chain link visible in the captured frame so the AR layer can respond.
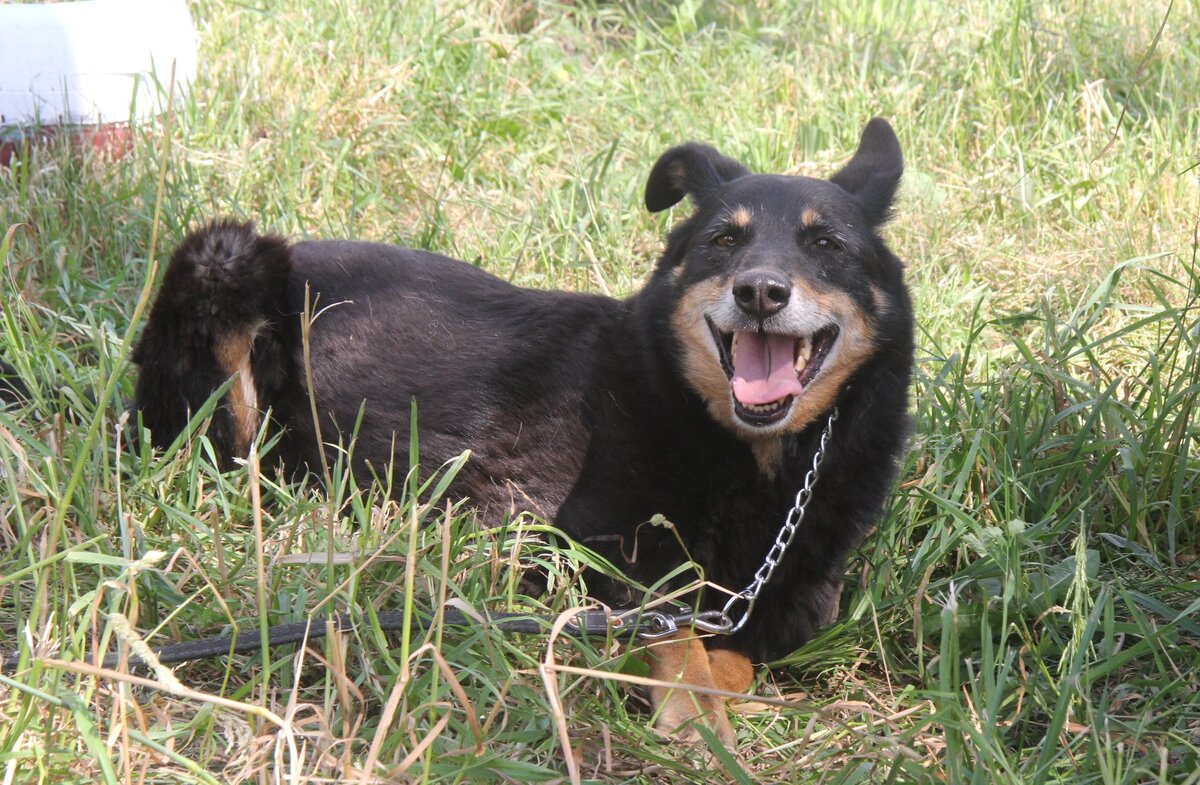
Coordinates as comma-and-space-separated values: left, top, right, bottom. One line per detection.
637, 407, 838, 639
721, 405, 838, 632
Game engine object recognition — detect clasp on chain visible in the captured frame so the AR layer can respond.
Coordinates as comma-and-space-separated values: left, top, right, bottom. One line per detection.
633, 607, 736, 639
718, 592, 756, 635
689, 609, 736, 635
633, 610, 682, 640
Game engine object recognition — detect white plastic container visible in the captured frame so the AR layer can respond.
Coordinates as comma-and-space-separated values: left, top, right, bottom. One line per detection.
0, 0, 197, 131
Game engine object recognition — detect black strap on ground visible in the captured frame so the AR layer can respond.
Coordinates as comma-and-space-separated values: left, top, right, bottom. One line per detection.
0, 606, 653, 674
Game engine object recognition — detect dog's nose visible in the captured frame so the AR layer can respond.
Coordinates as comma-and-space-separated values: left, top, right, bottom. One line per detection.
732, 270, 792, 319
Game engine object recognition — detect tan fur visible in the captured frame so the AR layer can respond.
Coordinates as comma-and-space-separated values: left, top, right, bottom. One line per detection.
215, 327, 262, 456
751, 439, 783, 477
800, 207, 823, 227
707, 648, 755, 693
670, 280, 737, 428
729, 206, 752, 229
645, 631, 744, 747
872, 283, 891, 315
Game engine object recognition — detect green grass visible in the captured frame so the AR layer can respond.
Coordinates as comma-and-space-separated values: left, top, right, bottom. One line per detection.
2, 0, 1199, 782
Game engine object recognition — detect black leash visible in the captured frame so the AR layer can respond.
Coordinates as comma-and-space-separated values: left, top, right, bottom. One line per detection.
0, 605, 693, 674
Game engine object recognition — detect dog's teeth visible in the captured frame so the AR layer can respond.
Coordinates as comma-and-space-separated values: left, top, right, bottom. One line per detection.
745, 399, 787, 414
731, 333, 739, 363
795, 336, 811, 372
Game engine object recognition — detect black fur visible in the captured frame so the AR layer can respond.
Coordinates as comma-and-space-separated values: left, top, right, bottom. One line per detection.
0, 359, 31, 408
828, 117, 905, 226
644, 143, 751, 212
134, 120, 914, 664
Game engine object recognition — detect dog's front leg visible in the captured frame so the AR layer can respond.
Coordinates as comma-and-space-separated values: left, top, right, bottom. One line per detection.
644, 632, 753, 747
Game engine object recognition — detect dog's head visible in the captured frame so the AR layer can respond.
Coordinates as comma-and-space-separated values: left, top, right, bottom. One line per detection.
646, 118, 907, 439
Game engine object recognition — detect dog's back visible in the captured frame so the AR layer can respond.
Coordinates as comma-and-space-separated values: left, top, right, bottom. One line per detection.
283, 240, 624, 504
133, 224, 627, 512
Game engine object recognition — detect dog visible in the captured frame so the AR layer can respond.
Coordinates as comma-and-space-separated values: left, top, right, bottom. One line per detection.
132, 118, 914, 745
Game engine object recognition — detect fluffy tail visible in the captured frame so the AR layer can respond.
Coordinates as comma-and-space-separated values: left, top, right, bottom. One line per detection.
133, 220, 293, 465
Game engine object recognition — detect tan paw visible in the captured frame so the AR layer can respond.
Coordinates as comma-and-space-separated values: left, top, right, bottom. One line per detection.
654, 685, 737, 747
643, 632, 753, 748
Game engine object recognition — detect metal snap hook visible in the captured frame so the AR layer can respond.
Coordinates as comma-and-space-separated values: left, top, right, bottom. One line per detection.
634, 610, 680, 640
689, 610, 736, 635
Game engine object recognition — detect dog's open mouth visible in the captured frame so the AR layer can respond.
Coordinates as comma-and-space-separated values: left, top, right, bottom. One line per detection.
706, 316, 840, 426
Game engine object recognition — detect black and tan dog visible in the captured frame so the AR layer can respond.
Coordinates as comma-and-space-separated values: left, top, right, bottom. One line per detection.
132, 118, 914, 744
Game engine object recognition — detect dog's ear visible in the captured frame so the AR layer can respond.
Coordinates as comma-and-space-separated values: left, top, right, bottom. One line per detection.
830, 118, 903, 226
645, 144, 750, 213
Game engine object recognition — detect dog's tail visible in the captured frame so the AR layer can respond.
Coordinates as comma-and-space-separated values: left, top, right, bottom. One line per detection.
133, 220, 294, 465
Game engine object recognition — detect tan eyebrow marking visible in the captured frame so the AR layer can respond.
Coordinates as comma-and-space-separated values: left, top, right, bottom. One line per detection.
730, 206, 752, 228
801, 207, 823, 227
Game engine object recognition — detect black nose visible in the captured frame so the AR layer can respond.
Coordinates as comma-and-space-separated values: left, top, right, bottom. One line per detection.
732, 269, 792, 319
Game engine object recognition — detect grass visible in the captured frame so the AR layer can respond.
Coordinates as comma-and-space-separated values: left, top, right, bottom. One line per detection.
1, 0, 1198, 782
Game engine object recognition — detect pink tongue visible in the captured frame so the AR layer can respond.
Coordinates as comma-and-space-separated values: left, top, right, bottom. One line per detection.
731, 332, 803, 405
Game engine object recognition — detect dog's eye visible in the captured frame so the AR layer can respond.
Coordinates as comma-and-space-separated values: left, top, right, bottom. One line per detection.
814, 237, 841, 251
714, 233, 737, 248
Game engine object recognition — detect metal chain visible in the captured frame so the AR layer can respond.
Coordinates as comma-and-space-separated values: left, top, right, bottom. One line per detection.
637, 407, 838, 639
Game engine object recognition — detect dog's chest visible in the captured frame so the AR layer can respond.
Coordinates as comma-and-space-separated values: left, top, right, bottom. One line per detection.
553, 425, 793, 586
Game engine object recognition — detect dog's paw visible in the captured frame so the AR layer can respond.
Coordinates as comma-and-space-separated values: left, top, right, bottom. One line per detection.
652, 686, 737, 747
644, 633, 753, 749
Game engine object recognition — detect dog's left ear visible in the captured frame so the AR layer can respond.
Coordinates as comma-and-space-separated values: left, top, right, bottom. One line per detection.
830, 118, 903, 226
645, 143, 751, 213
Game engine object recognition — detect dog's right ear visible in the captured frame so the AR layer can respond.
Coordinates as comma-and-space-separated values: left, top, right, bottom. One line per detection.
645, 144, 750, 213
829, 118, 903, 227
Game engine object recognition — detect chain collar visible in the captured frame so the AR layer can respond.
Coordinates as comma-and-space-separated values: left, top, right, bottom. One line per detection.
637, 406, 839, 639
